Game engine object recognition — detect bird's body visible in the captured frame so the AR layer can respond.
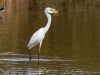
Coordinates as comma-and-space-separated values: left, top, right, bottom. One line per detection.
27, 28, 45, 49
0, 5, 5, 12
27, 7, 58, 60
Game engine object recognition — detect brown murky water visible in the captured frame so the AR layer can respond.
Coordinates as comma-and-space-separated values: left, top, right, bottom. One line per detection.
0, 0, 100, 75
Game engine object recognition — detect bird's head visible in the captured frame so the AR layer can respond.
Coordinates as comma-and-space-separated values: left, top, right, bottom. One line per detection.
45, 7, 59, 16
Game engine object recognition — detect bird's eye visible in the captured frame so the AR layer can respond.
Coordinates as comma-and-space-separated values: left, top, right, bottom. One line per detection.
50, 9, 52, 11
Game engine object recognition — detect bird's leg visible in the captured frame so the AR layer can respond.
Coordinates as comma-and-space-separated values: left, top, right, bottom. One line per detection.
28, 49, 31, 60
38, 41, 42, 64
38, 50, 40, 65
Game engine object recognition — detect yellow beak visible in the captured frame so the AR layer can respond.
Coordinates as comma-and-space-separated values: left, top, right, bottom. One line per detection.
50, 8, 59, 16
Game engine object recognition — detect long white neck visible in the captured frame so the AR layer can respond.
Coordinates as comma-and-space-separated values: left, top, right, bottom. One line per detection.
44, 13, 52, 33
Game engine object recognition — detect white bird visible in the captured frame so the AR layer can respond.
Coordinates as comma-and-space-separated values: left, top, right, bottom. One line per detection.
27, 7, 58, 60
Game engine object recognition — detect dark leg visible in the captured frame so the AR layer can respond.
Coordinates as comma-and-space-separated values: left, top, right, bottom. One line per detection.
38, 51, 40, 65
28, 49, 31, 60
38, 51, 40, 60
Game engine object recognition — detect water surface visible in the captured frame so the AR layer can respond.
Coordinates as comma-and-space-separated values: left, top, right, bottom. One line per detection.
0, 0, 100, 75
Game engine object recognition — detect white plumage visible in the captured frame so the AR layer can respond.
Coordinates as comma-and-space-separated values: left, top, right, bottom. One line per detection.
27, 28, 45, 49
27, 7, 58, 60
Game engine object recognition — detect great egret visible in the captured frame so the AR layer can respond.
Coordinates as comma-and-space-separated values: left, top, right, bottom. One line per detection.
27, 7, 58, 60
0, 5, 5, 12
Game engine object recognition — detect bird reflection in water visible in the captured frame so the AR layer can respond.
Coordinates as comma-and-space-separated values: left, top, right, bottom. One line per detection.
27, 60, 43, 75
0, 15, 5, 25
